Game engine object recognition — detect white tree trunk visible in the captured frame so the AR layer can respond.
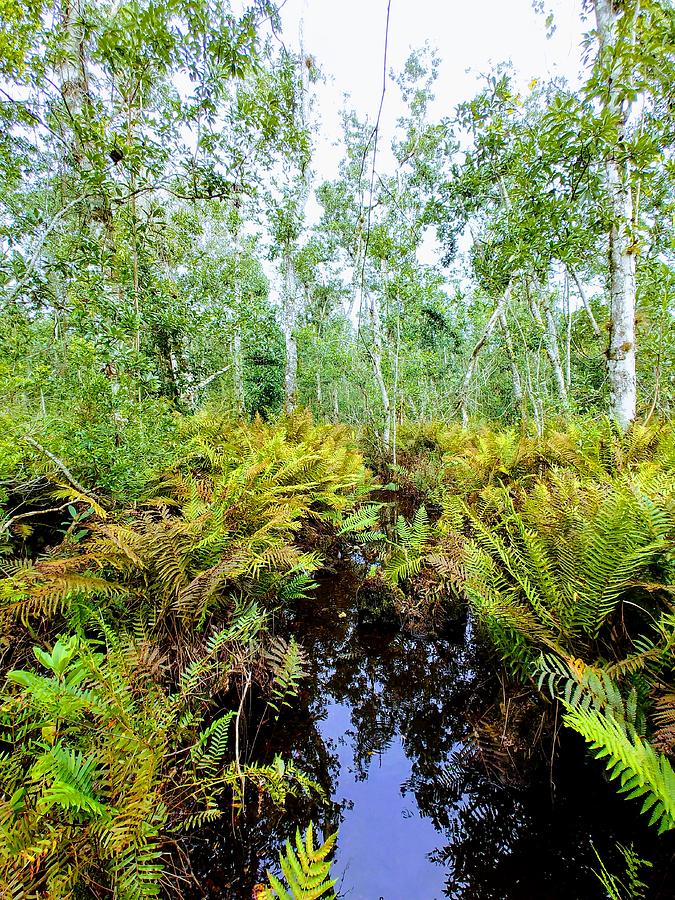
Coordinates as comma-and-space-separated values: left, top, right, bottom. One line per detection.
282, 248, 298, 415
594, 0, 637, 430
232, 231, 245, 414
568, 267, 601, 337
527, 283, 568, 406
233, 326, 245, 413
59, 0, 88, 158
281, 19, 312, 416
459, 283, 512, 426
498, 309, 525, 422
564, 275, 572, 389
367, 289, 391, 449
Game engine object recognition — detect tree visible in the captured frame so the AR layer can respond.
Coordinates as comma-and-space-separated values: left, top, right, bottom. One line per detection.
591, 0, 639, 429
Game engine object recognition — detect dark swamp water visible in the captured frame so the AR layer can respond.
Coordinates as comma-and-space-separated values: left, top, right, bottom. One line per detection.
187, 556, 675, 900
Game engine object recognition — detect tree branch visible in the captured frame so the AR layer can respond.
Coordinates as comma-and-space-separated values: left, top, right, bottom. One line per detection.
23, 437, 102, 502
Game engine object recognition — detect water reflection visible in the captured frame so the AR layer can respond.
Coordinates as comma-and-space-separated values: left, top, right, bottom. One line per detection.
189, 561, 674, 898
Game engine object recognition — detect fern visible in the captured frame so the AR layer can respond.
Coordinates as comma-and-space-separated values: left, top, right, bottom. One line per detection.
383, 505, 431, 585
592, 843, 652, 900
535, 654, 675, 832
266, 636, 307, 717
31, 743, 110, 819
335, 503, 385, 542
462, 469, 674, 664
563, 704, 675, 833
264, 822, 337, 900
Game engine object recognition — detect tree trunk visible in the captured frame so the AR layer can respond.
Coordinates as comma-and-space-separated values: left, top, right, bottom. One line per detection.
564, 274, 572, 389
594, 0, 638, 429
527, 282, 568, 406
568, 266, 601, 336
59, 0, 89, 162
367, 289, 391, 449
232, 230, 245, 414
459, 283, 512, 426
498, 309, 526, 424
280, 15, 313, 416
233, 326, 245, 413
282, 248, 298, 415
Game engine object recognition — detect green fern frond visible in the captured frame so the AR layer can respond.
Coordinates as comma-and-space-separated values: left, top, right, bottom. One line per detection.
266, 637, 307, 716
264, 822, 337, 900
563, 704, 675, 834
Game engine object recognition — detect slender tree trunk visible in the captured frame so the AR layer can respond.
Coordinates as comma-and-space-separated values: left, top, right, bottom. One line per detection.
281, 14, 312, 416
499, 309, 526, 425
282, 247, 298, 415
459, 283, 512, 426
232, 227, 245, 414
392, 304, 400, 466
594, 0, 638, 429
568, 266, 601, 336
127, 100, 141, 400
367, 288, 391, 448
564, 274, 572, 389
527, 281, 568, 406
59, 0, 89, 162
514, 314, 543, 435
233, 327, 245, 413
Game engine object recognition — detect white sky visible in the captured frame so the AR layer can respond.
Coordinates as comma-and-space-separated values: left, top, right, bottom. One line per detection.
251, 1, 595, 309
278, 0, 591, 183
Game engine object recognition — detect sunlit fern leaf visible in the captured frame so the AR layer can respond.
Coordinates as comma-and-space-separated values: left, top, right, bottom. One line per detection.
263, 822, 337, 900
336, 503, 382, 537
277, 572, 317, 602
592, 841, 652, 900
563, 703, 675, 834
228, 756, 323, 811
179, 803, 223, 832
191, 712, 235, 776
383, 506, 431, 585
266, 636, 307, 716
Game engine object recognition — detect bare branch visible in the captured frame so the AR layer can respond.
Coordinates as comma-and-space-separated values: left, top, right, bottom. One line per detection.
23, 436, 102, 502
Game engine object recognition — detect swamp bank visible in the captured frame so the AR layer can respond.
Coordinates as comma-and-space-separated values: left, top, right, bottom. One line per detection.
0, 414, 673, 898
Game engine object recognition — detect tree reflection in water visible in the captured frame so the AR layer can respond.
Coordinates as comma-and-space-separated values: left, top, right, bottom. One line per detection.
189, 560, 674, 898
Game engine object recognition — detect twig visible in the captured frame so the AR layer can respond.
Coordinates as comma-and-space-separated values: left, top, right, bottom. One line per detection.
23, 436, 102, 502
1, 502, 73, 535
234, 669, 252, 809
6, 194, 91, 302
191, 366, 231, 393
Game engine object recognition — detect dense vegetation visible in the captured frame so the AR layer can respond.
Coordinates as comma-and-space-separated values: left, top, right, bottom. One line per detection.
0, 0, 673, 896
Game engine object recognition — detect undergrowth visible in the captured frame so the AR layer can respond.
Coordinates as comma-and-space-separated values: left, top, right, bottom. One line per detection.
0, 410, 372, 897
375, 417, 675, 835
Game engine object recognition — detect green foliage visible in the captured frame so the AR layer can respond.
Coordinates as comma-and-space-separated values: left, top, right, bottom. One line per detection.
564, 702, 675, 834
264, 822, 337, 900
537, 655, 675, 834
0, 412, 371, 895
335, 503, 385, 542
0, 0, 674, 887
593, 843, 652, 900
463, 466, 673, 658
0, 620, 322, 897
0, 411, 372, 633
404, 418, 675, 829
383, 505, 431, 585
266, 636, 307, 716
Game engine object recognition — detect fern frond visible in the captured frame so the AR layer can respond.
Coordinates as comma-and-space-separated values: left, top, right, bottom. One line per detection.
263, 823, 337, 900
563, 704, 675, 834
